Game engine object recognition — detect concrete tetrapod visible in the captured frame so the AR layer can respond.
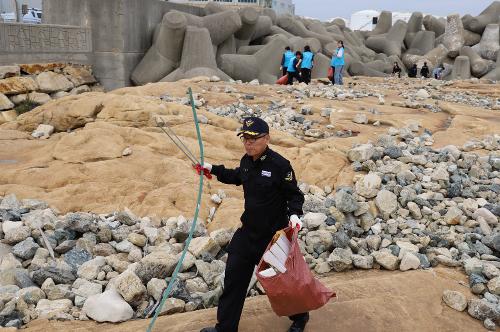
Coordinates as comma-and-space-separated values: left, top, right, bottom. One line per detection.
261, 8, 277, 25
406, 31, 436, 56
423, 15, 446, 37
234, 7, 259, 48
349, 61, 388, 77
277, 16, 333, 46
364, 60, 393, 74
463, 30, 482, 47
219, 35, 288, 84
479, 24, 500, 60
331, 18, 347, 30
216, 36, 237, 66
203, 2, 227, 15
238, 45, 265, 55
459, 46, 491, 78
250, 15, 273, 43
365, 20, 408, 57
442, 14, 465, 58
289, 36, 322, 53
268, 25, 295, 39
172, 10, 242, 46
451, 56, 471, 80
464, 1, 500, 34
402, 44, 449, 69
131, 11, 187, 85
366, 11, 393, 37
161, 26, 231, 82
482, 52, 500, 80
405, 12, 423, 48
311, 53, 331, 79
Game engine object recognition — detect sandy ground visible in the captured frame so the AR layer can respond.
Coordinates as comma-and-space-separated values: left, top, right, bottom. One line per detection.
1, 77, 499, 331
22, 268, 482, 332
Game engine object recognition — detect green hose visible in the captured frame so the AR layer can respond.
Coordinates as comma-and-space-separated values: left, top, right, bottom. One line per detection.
147, 87, 205, 332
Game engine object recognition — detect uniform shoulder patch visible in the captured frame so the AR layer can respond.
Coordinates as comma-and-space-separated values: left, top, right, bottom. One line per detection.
285, 171, 293, 182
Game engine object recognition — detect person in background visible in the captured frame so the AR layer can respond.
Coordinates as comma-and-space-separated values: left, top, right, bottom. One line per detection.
392, 62, 402, 78
330, 40, 345, 85
408, 64, 418, 78
433, 65, 445, 79
280, 46, 294, 77
420, 62, 430, 78
300, 45, 314, 85
287, 51, 302, 85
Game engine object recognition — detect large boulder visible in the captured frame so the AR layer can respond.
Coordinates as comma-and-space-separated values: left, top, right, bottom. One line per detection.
83, 288, 134, 323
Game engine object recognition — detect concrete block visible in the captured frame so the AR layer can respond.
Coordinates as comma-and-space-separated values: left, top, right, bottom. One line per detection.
479, 24, 500, 60
443, 14, 465, 58
405, 12, 423, 48
161, 26, 231, 82
451, 55, 471, 79
131, 11, 187, 85
423, 15, 445, 37
366, 11, 392, 37
277, 16, 333, 46
366, 20, 408, 57
459, 46, 490, 78
464, 1, 500, 34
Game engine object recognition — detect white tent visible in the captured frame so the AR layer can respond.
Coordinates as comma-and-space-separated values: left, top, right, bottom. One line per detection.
350, 10, 380, 31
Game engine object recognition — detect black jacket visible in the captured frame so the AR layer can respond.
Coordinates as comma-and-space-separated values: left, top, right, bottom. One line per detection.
211, 147, 304, 262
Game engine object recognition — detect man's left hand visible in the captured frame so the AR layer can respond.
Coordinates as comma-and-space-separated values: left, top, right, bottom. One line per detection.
290, 214, 303, 230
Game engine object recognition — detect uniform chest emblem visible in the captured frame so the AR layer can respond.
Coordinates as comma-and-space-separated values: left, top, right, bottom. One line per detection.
261, 170, 272, 177
285, 171, 293, 181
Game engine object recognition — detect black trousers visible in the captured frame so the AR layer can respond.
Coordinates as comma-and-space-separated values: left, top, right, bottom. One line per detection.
287, 71, 301, 85
215, 252, 308, 332
282, 68, 288, 77
301, 68, 311, 84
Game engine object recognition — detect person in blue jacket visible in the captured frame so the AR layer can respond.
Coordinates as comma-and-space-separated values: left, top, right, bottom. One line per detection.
300, 45, 314, 84
287, 51, 302, 85
330, 40, 345, 85
280, 46, 295, 77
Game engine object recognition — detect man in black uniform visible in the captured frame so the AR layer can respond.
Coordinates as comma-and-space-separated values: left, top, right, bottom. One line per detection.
200, 117, 309, 332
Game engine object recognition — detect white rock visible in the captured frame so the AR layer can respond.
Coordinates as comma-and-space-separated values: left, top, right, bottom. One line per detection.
399, 252, 421, 271
355, 173, 381, 198
31, 124, 55, 138
353, 113, 368, 124
442, 290, 467, 311
372, 250, 399, 270
473, 208, 498, 225
415, 89, 430, 99
36, 299, 73, 319
375, 190, 398, 219
303, 212, 327, 229
188, 236, 221, 258
82, 288, 133, 323
347, 144, 375, 162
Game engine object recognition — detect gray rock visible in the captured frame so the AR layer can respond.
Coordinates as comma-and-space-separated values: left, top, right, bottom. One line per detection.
332, 231, 350, 249
372, 250, 399, 270
32, 261, 76, 286
64, 247, 92, 273
442, 289, 467, 311
12, 237, 40, 260
135, 251, 178, 284
352, 254, 374, 269
335, 190, 359, 213
195, 260, 225, 286
327, 248, 353, 272
305, 230, 334, 252
467, 298, 499, 322
35, 299, 73, 319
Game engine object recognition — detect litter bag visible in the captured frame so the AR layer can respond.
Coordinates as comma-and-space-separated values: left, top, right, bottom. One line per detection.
276, 74, 288, 85
256, 226, 336, 316
327, 67, 334, 80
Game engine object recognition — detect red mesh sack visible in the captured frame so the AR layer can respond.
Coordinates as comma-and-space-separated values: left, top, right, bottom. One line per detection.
276, 74, 288, 85
256, 226, 336, 317
327, 67, 334, 80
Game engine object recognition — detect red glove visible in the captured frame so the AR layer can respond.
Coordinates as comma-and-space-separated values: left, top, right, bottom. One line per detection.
194, 164, 212, 180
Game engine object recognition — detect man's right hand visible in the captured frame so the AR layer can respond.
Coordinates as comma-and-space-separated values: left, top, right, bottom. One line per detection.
194, 163, 212, 179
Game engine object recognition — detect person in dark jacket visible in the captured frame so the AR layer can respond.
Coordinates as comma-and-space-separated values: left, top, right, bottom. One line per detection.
287, 51, 302, 85
392, 62, 402, 78
408, 64, 418, 78
300, 45, 314, 84
200, 117, 309, 332
280, 46, 295, 77
420, 62, 430, 78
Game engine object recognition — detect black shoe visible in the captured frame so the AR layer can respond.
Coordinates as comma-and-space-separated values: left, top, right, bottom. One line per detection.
288, 313, 310, 332
200, 328, 217, 332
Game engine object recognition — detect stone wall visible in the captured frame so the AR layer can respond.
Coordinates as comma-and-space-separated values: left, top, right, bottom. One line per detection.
0, 0, 204, 91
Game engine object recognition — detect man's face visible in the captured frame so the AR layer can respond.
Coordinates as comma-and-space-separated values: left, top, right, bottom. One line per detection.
242, 134, 270, 158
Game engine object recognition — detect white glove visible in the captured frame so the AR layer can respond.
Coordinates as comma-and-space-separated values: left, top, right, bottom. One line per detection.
203, 162, 212, 172
290, 214, 303, 230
